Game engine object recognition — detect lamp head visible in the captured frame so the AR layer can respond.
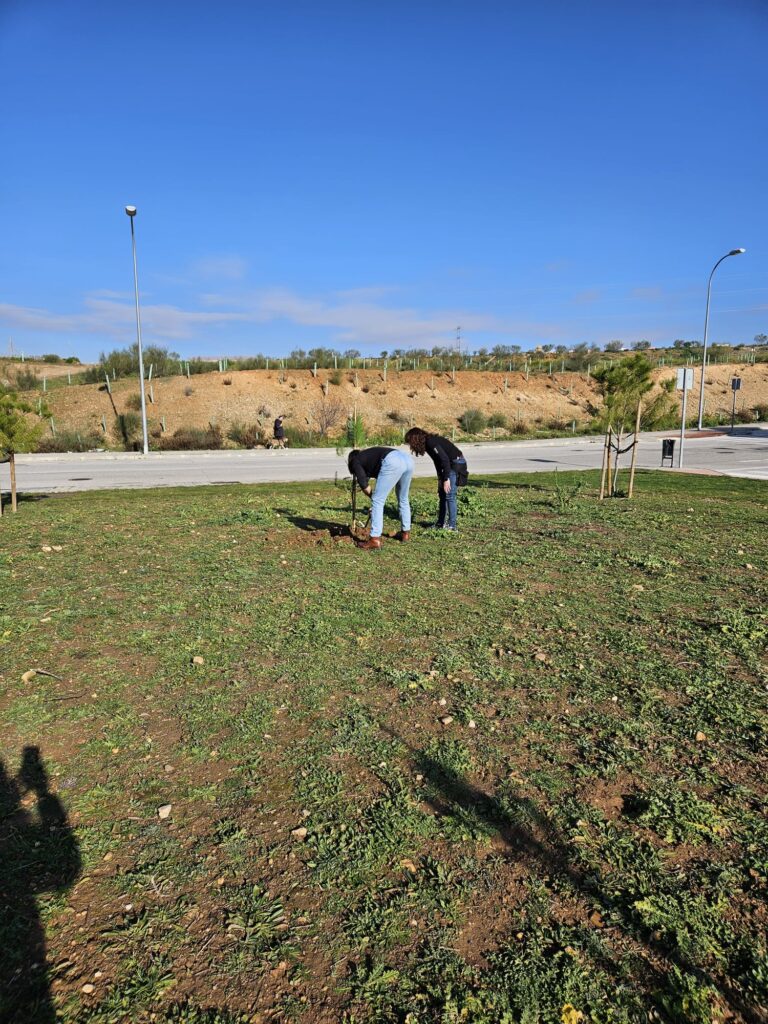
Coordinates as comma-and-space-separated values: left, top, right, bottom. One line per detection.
124, 205, 137, 217
729, 248, 745, 256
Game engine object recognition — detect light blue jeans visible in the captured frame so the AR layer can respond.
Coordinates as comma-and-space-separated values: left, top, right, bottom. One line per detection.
370, 450, 414, 537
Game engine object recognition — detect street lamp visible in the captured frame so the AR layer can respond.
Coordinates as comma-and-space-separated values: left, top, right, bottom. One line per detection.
125, 205, 149, 455
696, 247, 745, 430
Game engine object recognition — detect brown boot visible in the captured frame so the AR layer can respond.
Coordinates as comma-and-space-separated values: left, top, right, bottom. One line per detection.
399, 531, 411, 542
357, 536, 382, 550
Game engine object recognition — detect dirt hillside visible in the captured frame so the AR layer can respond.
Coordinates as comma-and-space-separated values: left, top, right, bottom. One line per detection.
21, 362, 768, 445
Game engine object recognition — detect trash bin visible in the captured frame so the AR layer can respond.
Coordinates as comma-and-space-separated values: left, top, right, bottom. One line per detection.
661, 438, 675, 466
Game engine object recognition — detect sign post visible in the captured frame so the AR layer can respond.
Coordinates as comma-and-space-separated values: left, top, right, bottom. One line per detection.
676, 368, 695, 468
730, 376, 742, 431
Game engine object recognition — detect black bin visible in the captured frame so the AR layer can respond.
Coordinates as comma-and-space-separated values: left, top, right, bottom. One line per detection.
661, 438, 675, 466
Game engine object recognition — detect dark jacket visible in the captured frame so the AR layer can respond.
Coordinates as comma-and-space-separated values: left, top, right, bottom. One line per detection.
273, 418, 285, 439
424, 434, 465, 483
348, 447, 396, 489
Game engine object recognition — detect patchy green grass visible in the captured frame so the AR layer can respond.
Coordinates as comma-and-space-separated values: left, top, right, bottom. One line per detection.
1, 470, 767, 1023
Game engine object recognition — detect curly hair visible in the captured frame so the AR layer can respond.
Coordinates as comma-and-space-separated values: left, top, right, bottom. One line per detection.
404, 427, 428, 456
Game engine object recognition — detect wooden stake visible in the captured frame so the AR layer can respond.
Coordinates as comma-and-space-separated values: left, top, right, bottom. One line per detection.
627, 401, 642, 499
599, 429, 609, 500
10, 453, 17, 512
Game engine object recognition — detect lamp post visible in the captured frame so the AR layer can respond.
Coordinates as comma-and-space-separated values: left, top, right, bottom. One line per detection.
696, 248, 745, 430
125, 205, 149, 455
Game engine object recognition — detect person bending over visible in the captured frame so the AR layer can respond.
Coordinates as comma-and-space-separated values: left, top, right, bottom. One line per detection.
405, 427, 468, 531
348, 446, 414, 550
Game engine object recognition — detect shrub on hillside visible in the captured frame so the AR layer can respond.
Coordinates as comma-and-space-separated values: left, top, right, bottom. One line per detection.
284, 426, 316, 448
125, 392, 144, 411
114, 412, 142, 448
14, 369, 40, 390
311, 398, 345, 437
37, 430, 102, 453
510, 419, 528, 435
735, 408, 755, 424
751, 403, 768, 421
329, 370, 343, 385
41, 354, 63, 364
387, 410, 408, 423
487, 412, 507, 428
459, 409, 487, 433
158, 425, 224, 450
228, 421, 264, 448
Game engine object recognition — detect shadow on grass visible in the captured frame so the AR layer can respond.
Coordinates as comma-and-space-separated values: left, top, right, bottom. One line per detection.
381, 725, 762, 1023
275, 509, 351, 536
0, 747, 81, 1023
0, 492, 51, 511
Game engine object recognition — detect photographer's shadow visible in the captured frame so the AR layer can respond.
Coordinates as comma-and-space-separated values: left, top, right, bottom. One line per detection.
0, 746, 81, 1023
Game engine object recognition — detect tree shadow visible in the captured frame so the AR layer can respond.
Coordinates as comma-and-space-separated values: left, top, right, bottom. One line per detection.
381, 725, 762, 1023
0, 747, 81, 1023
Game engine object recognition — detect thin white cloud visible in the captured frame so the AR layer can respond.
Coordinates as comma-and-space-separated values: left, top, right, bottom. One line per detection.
0, 298, 249, 342
0, 287, 564, 349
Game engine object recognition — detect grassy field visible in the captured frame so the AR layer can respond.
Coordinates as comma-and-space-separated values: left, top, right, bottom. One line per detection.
1, 470, 766, 1024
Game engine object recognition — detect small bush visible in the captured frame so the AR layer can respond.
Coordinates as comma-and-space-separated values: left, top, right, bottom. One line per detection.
510, 419, 528, 435
735, 408, 755, 424
125, 392, 143, 411
487, 412, 507, 428
751, 403, 768, 421
41, 354, 63, 364
114, 411, 142, 448
158, 425, 224, 450
183, 385, 194, 397
36, 430, 102, 453
228, 421, 263, 448
329, 370, 343, 386
15, 369, 40, 390
284, 426, 315, 448
387, 410, 408, 424
222, 377, 233, 385
459, 409, 487, 433
547, 418, 568, 431
368, 427, 404, 447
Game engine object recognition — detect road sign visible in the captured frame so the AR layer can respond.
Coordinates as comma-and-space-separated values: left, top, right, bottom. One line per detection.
731, 377, 742, 391
677, 369, 695, 468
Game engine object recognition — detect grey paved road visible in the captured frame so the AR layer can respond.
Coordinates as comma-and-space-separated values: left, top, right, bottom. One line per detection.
6, 427, 767, 494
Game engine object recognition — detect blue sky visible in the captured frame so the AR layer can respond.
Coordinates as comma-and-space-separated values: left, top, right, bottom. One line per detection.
1, 0, 766, 362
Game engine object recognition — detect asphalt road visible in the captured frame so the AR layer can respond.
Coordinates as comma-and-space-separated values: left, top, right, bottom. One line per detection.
6, 427, 767, 494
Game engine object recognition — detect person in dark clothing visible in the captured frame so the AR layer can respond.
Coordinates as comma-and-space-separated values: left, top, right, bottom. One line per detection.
405, 427, 468, 531
347, 446, 414, 549
273, 415, 287, 449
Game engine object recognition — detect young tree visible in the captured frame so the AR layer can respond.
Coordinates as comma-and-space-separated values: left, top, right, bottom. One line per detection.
0, 388, 48, 514
593, 355, 673, 495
